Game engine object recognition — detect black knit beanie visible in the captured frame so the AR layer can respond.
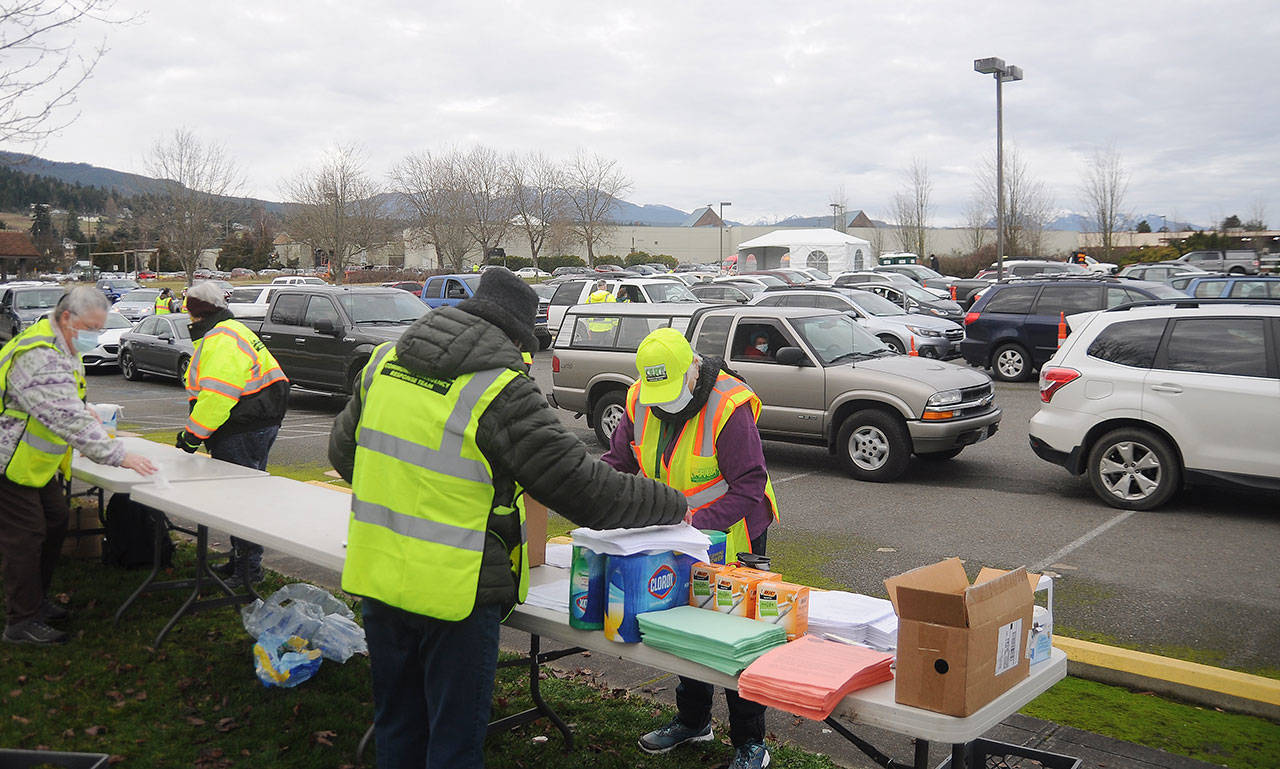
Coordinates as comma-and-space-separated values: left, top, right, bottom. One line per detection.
456, 268, 539, 352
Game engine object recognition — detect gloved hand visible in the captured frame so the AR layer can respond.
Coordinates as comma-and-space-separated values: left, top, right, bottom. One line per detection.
175, 430, 201, 454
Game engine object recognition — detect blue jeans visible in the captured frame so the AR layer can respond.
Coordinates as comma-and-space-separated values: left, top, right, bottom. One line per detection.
206, 424, 279, 570
363, 597, 502, 769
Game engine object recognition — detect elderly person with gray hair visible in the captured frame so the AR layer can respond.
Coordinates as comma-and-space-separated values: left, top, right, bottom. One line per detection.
0, 286, 157, 646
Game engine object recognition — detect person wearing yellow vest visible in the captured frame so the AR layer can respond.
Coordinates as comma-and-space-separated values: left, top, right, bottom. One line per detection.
328, 268, 684, 769
0, 287, 157, 645
178, 288, 188, 314
176, 282, 290, 588
586, 278, 615, 305
154, 288, 172, 315
602, 327, 779, 769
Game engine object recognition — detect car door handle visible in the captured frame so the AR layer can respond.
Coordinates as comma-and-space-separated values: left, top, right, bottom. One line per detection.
295, 338, 307, 345
1150, 384, 1182, 394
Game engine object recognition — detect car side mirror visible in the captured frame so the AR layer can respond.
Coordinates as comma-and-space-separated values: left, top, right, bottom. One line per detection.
775, 346, 810, 366
314, 318, 341, 336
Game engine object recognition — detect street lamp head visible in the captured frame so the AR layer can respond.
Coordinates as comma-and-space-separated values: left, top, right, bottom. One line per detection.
973, 57, 1005, 75
1001, 65, 1023, 83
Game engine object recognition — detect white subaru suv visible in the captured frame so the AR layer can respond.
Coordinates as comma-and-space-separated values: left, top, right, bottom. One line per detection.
1028, 299, 1280, 510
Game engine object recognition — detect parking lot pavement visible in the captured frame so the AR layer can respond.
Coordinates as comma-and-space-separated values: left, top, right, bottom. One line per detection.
85, 351, 1280, 672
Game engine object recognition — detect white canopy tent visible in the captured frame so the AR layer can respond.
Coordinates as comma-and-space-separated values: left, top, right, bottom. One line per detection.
734, 228, 873, 274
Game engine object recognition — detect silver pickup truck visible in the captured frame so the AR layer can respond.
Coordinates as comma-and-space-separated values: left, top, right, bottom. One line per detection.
1173, 250, 1261, 275
548, 303, 1001, 482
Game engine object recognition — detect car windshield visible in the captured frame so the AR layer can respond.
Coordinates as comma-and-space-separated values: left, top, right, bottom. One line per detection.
339, 292, 428, 324
721, 281, 764, 296
120, 289, 160, 302
791, 314, 892, 364
104, 313, 132, 329
902, 285, 940, 304
841, 289, 908, 316
230, 288, 266, 303
462, 276, 481, 290
15, 288, 64, 310
645, 282, 698, 302
753, 275, 786, 287
108, 280, 139, 289
531, 283, 555, 300
902, 265, 943, 279
211, 281, 233, 290
1146, 285, 1191, 299
804, 268, 831, 280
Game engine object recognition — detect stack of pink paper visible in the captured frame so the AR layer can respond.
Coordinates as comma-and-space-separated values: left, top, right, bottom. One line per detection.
737, 635, 894, 720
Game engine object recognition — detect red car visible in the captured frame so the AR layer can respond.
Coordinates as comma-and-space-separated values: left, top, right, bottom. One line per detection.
137, 271, 157, 279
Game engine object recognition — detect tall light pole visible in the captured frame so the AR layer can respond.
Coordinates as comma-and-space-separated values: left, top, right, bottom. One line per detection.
719, 201, 732, 268
974, 57, 1022, 277
831, 202, 840, 231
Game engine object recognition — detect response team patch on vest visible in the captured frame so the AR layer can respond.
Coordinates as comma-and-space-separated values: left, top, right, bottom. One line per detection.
381, 362, 453, 394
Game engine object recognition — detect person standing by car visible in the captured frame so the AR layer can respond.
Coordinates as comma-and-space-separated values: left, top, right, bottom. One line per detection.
602, 328, 779, 769
175, 282, 290, 587
587, 279, 615, 304
154, 288, 172, 315
0, 287, 157, 645
329, 268, 685, 769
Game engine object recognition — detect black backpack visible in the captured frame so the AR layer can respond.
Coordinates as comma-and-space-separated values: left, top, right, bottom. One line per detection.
102, 494, 174, 570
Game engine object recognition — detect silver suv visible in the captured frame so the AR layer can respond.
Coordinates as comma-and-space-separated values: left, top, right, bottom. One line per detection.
549, 303, 1001, 482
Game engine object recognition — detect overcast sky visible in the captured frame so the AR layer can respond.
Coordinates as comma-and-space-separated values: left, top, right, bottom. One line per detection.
23, 0, 1280, 227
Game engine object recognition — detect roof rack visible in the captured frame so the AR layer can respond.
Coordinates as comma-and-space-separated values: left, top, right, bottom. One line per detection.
1105, 298, 1280, 312
997, 273, 1115, 284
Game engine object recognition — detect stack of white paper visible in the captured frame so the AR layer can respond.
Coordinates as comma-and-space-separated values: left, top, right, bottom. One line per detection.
543, 543, 573, 569
807, 591, 898, 651
570, 524, 710, 563
524, 577, 570, 614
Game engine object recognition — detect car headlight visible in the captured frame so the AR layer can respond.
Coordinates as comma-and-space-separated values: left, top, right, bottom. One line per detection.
927, 389, 963, 408
906, 325, 942, 338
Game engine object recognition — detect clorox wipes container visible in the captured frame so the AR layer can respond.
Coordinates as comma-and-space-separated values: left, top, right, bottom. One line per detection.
604, 551, 693, 643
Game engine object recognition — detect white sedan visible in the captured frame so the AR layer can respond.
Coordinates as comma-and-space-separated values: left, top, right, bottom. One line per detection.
514, 267, 551, 278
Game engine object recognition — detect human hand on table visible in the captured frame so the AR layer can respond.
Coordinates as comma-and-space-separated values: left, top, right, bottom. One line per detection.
121, 453, 158, 476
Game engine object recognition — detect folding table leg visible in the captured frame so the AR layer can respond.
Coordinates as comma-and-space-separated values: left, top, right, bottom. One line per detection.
950, 742, 968, 769
114, 508, 169, 623
152, 524, 255, 649
912, 739, 929, 769
822, 716, 915, 769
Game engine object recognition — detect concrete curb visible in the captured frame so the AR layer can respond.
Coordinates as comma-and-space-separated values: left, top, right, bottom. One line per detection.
1054, 636, 1280, 722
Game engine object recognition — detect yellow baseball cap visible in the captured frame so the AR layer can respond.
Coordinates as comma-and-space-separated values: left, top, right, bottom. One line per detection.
635, 328, 694, 406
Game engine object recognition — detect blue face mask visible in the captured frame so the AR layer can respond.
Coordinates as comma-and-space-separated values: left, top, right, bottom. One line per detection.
73, 330, 101, 355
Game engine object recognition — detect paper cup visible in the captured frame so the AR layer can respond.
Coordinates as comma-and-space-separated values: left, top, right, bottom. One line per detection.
90, 403, 121, 437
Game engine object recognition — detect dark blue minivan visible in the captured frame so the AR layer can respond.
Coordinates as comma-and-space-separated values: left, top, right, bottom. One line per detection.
960, 277, 1185, 381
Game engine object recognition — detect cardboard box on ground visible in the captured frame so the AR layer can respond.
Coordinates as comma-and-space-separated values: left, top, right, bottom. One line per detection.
61, 501, 102, 559
885, 558, 1036, 717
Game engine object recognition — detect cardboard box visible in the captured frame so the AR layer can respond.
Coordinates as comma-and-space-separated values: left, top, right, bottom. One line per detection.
885, 558, 1034, 717
689, 561, 730, 609
61, 504, 102, 559
713, 567, 781, 617
754, 580, 810, 640
525, 497, 549, 568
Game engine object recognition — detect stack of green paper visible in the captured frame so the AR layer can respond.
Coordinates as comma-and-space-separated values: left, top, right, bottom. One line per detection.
637, 606, 787, 676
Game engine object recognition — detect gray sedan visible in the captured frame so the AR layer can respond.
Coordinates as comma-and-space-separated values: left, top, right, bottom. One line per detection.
119, 313, 194, 381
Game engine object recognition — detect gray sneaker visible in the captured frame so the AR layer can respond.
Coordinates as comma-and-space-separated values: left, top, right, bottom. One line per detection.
3, 619, 68, 645
222, 567, 264, 589
729, 741, 771, 769
37, 599, 69, 623
637, 717, 713, 754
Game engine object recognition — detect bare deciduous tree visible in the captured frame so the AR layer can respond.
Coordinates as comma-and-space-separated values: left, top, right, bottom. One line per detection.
143, 128, 243, 285
508, 150, 567, 264
460, 145, 513, 265
564, 151, 630, 265
891, 158, 932, 259
1081, 144, 1129, 261
868, 222, 887, 261
0, 0, 132, 143
390, 149, 472, 271
976, 145, 1053, 258
281, 144, 386, 284
962, 195, 990, 257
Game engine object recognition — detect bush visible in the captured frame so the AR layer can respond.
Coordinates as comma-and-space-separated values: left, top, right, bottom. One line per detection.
626, 251, 678, 269
594, 254, 625, 267
535, 254, 586, 272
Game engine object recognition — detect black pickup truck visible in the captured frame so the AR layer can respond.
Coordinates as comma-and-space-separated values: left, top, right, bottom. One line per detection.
240, 285, 427, 394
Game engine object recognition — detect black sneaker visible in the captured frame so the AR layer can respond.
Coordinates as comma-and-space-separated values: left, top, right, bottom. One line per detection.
3, 619, 68, 645
729, 741, 771, 769
637, 717, 713, 754
222, 568, 264, 589
212, 558, 238, 578
37, 599, 69, 623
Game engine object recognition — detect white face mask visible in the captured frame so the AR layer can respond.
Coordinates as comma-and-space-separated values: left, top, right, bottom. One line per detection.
755, 342, 768, 352
653, 385, 693, 415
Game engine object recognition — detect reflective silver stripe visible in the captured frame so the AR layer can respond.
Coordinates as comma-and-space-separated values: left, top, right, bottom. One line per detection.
686, 480, 729, 508
20, 429, 65, 455
700, 387, 730, 455
361, 343, 395, 400
439, 369, 506, 456
197, 378, 242, 399
634, 402, 650, 446
352, 496, 486, 552
358, 426, 491, 484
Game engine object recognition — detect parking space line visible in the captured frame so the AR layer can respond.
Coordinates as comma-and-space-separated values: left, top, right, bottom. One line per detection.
1031, 510, 1134, 572
773, 471, 817, 485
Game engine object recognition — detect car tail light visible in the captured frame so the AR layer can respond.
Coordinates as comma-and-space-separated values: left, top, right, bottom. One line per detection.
551, 355, 560, 373
964, 311, 980, 326
1039, 367, 1081, 403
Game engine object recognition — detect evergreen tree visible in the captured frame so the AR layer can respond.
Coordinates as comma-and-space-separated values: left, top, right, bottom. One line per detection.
29, 204, 61, 270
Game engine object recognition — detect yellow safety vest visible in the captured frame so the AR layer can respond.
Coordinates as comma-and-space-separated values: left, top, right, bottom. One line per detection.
586, 290, 617, 333
0, 318, 87, 486
342, 343, 529, 620
154, 296, 171, 314
587, 290, 616, 304
184, 319, 288, 440
625, 372, 779, 558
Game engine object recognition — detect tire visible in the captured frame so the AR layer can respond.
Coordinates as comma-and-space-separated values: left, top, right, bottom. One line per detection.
176, 354, 191, 382
348, 359, 369, 395
1086, 427, 1181, 511
916, 447, 963, 461
120, 349, 143, 381
877, 335, 905, 354
592, 390, 627, 448
836, 409, 911, 482
991, 342, 1033, 382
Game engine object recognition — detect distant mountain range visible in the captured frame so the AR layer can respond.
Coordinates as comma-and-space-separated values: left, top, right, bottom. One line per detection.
0, 152, 1203, 231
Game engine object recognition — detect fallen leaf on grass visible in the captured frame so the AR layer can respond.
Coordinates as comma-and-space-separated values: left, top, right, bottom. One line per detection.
8, 689, 20, 698
16, 675, 27, 684
62, 729, 75, 738
214, 717, 237, 733
311, 730, 337, 747
531, 735, 548, 744
55, 592, 70, 604
107, 757, 125, 765
84, 725, 107, 736
186, 717, 206, 726
133, 691, 147, 701
11, 715, 29, 725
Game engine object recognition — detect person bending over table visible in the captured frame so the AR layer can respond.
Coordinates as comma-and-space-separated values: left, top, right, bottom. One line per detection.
601, 327, 780, 769
174, 281, 290, 588
0, 287, 157, 646
329, 268, 686, 769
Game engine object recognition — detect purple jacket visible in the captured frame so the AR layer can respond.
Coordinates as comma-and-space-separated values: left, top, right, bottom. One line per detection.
601, 402, 775, 541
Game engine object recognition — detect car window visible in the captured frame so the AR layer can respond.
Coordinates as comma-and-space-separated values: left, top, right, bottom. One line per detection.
173, 319, 191, 339
270, 294, 308, 326
693, 315, 732, 356
1228, 280, 1272, 299
135, 317, 158, 335
1033, 285, 1101, 316
615, 316, 674, 351
339, 293, 426, 324
1105, 287, 1142, 308
15, 288, 64, 310
551, 281, 585, 305
982, 285, 1039, 314
424, 279, 444, 299
644, 282, 697, 303
569, 315, 619, 348
841, 290, 906, 316
304, 296, 340, 327
730, 321, 789, 364
229, 288, 263, 303
103, 313, 132, 329
1161, 318, 1269, 378
808, 294, 853, 311
1087, 319, 1166, 368
753, 295, 785, 307
120, 289, 159, 302
445, 279, 469, 300
790, 314, 889, 364
1192, 280, 1226, 298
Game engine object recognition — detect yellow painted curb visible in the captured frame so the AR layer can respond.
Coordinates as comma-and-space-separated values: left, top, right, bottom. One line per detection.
306, 480, 352, 494
1054, 636, 1280, 707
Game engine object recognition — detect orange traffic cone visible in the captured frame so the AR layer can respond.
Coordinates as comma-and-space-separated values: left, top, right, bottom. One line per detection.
909, 337, 919, 356
1057, 312, 1068, 348
950, 285, 957, 301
